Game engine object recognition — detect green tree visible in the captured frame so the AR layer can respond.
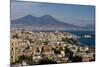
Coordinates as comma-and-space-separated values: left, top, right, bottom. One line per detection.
39, 58, 57, 64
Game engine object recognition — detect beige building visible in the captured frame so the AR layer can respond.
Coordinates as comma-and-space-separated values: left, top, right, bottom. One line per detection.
10, 38, 30, 63
10, 38, 19, 63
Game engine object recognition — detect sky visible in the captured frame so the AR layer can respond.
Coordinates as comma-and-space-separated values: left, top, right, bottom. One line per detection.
11, 0, 95, 26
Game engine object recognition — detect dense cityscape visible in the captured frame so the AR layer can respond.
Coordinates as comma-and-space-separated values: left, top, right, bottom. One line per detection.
10, 0, 95, 67
10, 29, 95, 66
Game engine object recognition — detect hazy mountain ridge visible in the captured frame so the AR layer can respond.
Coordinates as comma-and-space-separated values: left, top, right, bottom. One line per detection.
11, 15, 94, 31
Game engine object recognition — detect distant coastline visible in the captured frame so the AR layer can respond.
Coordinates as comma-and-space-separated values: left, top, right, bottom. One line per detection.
31, 30, 95, 47
11, 28, 95, 47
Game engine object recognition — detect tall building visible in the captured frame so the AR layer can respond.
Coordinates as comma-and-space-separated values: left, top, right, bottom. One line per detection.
10, 39, 18, 63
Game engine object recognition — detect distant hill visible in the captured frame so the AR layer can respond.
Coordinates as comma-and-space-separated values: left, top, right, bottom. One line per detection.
85, 24, 95, 30
11, 15, 94, 31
